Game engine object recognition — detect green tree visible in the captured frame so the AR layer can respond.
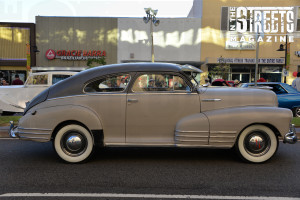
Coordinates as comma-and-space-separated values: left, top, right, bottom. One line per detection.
86, 57, 106, 69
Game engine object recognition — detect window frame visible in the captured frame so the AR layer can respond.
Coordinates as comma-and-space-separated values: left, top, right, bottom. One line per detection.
128, 72, 194, 94
83, 72, 132, 94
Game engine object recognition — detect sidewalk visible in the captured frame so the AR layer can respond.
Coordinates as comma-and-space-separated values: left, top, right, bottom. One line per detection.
1, 126, 300, 140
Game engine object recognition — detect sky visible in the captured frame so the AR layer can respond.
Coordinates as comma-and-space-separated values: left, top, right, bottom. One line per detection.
0, 0, 194, 23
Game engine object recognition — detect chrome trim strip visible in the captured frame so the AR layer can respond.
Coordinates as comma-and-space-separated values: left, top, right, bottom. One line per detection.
127, 93, 197, 95
175, 134, 208, 138
18, 127, 52, 131
202, 99, 221, 102
209, 140, 235, 143
19, 132, 50, 135
19, 136, 49, 141
176, 139, 208, 142
210, 131, 237, 134
209, 135, 236, 138
175, 130, 207, 133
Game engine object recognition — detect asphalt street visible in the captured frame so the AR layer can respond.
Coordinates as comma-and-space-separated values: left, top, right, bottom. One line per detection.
0, 139, 300, 199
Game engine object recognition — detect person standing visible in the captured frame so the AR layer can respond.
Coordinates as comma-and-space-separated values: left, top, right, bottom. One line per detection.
292, 72, 300, 91
12, 74, 24, 85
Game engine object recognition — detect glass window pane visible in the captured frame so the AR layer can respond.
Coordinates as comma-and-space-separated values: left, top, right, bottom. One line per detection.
52, 75, 72, 85
132, 74, 190, 92
26, 75, 48, 85
84, 74, 130, 93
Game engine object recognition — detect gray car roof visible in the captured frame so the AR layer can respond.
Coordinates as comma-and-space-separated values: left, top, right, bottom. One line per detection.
47, 62, 201, 99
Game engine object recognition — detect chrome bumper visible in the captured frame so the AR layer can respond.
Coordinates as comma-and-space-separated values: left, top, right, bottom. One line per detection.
9, 121, 19, 138
9, 121, 51, 142
283, 124, 298, 144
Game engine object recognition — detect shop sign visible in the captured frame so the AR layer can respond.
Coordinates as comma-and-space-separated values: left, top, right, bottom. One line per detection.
225, 41, 255, 50
45, 49, 106, 60
218, 58, 284, 64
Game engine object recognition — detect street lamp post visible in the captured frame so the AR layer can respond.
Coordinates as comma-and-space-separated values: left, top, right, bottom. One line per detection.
277, 35, 288, 83
143, 8, 160, 63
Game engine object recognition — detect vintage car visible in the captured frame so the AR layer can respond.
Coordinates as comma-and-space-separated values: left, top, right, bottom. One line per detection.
9, 63, 297, 163
0, 71, 77, 114
240, 82, 300, 117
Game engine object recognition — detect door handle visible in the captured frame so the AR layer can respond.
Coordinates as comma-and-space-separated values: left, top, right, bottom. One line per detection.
127, 99, 138, 103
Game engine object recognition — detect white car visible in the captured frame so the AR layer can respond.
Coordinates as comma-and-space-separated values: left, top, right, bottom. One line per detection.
0, 71, 77, 114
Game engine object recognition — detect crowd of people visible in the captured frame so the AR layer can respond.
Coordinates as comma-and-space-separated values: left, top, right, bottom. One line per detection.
0, 74, 24, 86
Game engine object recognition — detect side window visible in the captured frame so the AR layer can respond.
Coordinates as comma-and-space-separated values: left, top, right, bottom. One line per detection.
26, 75, 48, 85
52, 75, 72, 85
132, 73, 190, 92
84, 74, 131, 93
271, 85, 287, 94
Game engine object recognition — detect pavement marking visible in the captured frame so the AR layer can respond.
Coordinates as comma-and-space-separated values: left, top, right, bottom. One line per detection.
0, 193, 300, 199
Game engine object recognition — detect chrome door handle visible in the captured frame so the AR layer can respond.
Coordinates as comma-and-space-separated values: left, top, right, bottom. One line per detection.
202, 99, 221, 102
127, 99, 138, 103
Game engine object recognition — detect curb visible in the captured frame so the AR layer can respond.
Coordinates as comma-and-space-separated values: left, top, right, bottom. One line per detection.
1, 126, 300, 140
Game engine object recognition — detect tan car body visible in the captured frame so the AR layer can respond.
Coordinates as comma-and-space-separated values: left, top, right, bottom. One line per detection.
10, 63, 297, 163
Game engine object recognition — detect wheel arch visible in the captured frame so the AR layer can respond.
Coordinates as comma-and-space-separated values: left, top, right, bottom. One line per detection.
237, 122, 281, 140
51, 120, 104, 147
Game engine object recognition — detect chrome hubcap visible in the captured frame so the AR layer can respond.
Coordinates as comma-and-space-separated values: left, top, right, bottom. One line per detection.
66, 135, 83, 151
61, 131, 87, 157
244, 130, 271, 157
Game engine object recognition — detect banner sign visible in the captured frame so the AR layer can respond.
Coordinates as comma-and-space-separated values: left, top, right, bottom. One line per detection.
45, 49, 106, 61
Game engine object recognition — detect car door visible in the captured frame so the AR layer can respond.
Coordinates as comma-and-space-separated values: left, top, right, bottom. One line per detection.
125, 72, 200, 144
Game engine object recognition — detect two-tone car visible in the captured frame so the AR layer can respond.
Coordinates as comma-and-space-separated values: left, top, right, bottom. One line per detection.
9, 63, 297, 163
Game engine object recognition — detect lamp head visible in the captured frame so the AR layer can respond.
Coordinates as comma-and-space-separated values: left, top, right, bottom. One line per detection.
144, 7, 151, 15
153, 19, 160, 26
143, 16, 150, 24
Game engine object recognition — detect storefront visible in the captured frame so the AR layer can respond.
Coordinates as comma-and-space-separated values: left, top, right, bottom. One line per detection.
206, 57, 284, 83
0, 22, 36, 84
193, 0, 300, 84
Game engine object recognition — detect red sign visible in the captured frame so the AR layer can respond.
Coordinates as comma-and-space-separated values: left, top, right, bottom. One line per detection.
45, 49, 56, 60
45, 49, 106, 60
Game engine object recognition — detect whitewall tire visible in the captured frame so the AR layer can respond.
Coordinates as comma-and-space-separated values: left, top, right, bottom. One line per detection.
236, 125, 278, 163
54, 124, 94, 163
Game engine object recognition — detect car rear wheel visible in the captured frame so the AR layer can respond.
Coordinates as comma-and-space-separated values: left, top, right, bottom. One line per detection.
293, 107, 300, 117
235, 125, 278, 163
54, 124, 94, 163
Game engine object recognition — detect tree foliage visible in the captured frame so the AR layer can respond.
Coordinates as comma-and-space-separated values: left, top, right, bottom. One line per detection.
86, 57, 106, 68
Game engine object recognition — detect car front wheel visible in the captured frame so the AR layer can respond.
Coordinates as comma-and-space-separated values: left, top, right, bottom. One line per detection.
54, 124, 94, 163
235, 125, 278, 163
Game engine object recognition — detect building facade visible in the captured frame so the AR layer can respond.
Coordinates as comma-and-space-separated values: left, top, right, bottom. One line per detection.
35, 16, 202, 71
191, 0, 300, 84
0, 22, 36, 84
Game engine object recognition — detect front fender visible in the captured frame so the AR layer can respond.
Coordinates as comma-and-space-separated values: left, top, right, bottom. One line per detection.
205, 106, 292, 139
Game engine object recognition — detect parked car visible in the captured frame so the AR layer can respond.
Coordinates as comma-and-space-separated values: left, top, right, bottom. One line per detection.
240, 82, 300, 117
0, 71, 77, 114
10, 63, 297, 163
211, 79, 231, 86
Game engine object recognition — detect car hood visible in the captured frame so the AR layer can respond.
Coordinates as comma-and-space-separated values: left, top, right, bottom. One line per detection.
198, 87, 278, 112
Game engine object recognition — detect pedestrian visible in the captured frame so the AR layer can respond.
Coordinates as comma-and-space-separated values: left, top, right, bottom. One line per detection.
292, 72, 300, 92
12, 74, 24, 85
1, 79, 8, 86
233, 79, 240, 87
